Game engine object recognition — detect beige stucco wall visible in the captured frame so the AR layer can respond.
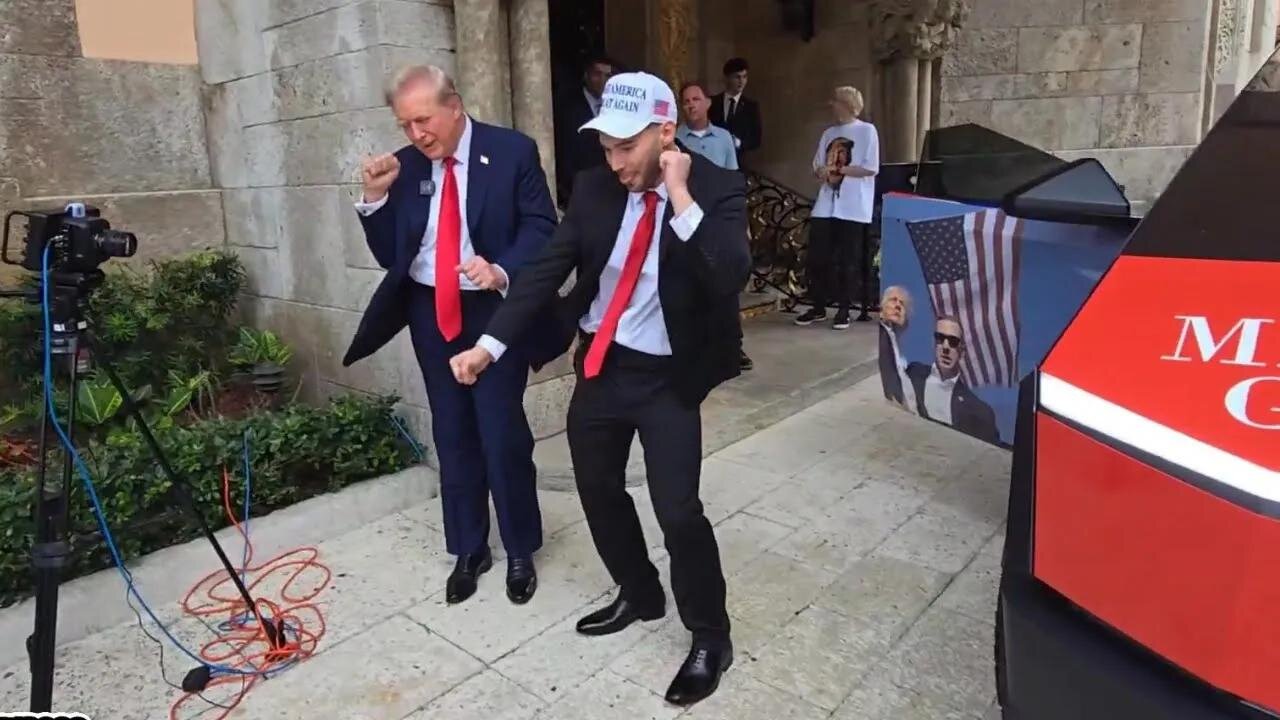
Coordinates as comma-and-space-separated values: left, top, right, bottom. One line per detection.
74, 0, 198, 64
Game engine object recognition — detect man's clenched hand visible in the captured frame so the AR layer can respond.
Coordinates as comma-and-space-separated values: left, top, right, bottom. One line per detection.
450, 346, 495, 385
457, 256, 507, 292
361, 153, 400, 203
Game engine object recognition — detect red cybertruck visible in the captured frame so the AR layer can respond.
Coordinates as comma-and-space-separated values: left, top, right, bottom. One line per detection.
995, 50, 1280, 718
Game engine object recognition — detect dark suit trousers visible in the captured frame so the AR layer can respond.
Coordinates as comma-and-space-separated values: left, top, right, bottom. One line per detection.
406, 282, 542, 558
566, 340, 731, 647
807, 217, 871, 312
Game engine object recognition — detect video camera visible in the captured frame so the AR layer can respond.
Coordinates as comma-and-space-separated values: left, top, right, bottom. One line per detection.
2, 203, 137, 274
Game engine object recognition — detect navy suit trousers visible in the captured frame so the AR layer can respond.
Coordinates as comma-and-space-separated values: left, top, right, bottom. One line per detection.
405, 282, 542, 558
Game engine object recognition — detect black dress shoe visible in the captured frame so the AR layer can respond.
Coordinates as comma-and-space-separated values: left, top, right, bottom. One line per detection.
664, 641, 733, 706
445, 549, 492, 604
575, 594, 665, 636
506, 556, 537, 604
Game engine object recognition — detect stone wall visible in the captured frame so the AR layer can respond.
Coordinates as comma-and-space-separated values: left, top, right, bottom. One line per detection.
0, 0, 220, 285
195, 0, 574, 469
939, 0, 1214, 212
691, 0, 876, 193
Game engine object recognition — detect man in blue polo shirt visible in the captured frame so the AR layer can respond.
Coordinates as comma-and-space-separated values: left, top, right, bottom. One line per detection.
676, 81, 738, 171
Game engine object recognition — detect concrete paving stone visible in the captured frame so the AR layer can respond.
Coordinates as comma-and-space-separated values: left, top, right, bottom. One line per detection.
679, 669, 829, 720
725, 552, 838, 630
882, 607, 997, 716
980, 527, 1006, 558
710, 511, 796, 577
405, 669, 545, 720
726, 613, 778, 663
743, 479, 854, 529
699, 458, 791, 525
494, 613, 648, 704
403, 571, 598, 664
834, 670, 983, 720
937, 552, 1001, 624
814, 556, 950, 642
715, 411, 858, 477
608, 616, 694, 696
534, 523, 617, 599
928, 472, 1011, 527
744, 606, 890, 712
310, 510, 453, 645
535, 670, 681, 720
768, 479, 928, 573
873, 503, 998, 575
230, 614, 483, 719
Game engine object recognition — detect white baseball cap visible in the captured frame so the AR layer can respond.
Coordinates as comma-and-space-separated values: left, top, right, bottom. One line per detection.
579, 71, 679, 140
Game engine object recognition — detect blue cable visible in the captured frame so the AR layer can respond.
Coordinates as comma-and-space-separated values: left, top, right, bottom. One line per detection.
39, 246, 281, 679
389, 414, 425, 461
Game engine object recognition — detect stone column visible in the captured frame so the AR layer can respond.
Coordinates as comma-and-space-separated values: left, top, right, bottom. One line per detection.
510, 0, 557, 201
455, 0, 511, 125
871, 0, 968, 162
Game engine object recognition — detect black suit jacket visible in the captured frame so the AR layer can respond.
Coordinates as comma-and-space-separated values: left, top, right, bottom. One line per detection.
342, 120, 564, 370
878, 324, 906, 406
906, 362, 1001, 445
709, 93, 762, 157
484, 151, 751, 407
554, 89, 606, 206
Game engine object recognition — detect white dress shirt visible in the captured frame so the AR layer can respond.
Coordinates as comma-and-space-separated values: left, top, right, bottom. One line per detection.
477, 185, 704, 362
584, 87, 602, 116
354, 115, 507, 293
922, 365, 956, 425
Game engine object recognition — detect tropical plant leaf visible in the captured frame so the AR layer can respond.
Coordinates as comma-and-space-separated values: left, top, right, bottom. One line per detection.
75, 379, 123, 426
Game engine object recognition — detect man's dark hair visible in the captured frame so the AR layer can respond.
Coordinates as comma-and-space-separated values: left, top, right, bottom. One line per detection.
584, 54, 616, 72
722, 57, 749, 75
679, 80, 709, 97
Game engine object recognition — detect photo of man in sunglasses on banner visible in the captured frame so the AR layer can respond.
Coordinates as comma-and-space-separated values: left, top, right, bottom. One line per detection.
905, 316, 999, 444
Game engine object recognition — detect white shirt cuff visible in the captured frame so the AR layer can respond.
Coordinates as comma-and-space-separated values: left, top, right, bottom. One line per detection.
492, 264, 510, 299
476, 335, 508, 362
668, 202, 704, 241
354, 194, 389, 216
734, 136, 742, 148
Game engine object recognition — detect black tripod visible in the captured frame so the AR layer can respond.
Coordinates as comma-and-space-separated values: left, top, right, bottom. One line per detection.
14, 271, 283, 713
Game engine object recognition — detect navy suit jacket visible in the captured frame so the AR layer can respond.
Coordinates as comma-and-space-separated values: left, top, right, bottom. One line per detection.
342, 119, 569, 370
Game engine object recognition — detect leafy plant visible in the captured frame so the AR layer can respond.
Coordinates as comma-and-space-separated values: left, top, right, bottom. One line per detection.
0, 394, 416, 607
74, 377, 124, 427
229, 328, 293, 369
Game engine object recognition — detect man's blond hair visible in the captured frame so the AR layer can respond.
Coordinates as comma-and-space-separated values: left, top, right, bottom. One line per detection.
385, 64, 459, 106
833, 86, 864, 116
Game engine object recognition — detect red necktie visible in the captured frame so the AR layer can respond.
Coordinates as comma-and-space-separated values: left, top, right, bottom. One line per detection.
583, 191, 660, 379
435, 157, 462, 341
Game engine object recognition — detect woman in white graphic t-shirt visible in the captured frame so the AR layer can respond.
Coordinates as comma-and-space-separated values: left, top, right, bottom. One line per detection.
794, 86, 880, 330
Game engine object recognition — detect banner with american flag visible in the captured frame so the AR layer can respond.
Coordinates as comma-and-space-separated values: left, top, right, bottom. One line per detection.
906, 209, 1024, 388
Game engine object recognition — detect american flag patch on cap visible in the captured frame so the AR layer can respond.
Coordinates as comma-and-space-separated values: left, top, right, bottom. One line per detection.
654, 99, 670, 116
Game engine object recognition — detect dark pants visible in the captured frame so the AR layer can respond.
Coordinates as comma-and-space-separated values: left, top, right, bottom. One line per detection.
406, 283, 542, 558
807, 217, 871, 312
567, 339, 731, 647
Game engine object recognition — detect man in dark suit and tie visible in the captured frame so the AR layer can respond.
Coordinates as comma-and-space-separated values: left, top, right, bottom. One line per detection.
906, 316, 1000, 444
709, 57, 763, 163
554, 54, 614, 208
450, 72, 749, 707
343, 64, 562, 607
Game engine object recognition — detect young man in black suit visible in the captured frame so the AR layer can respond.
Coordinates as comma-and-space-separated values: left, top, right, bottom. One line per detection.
450, 72, 749, 707
709, 57, 763, 162
554, 54, 614, 208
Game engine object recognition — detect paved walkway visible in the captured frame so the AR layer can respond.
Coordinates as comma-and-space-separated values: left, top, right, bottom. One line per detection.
0, 372, 1008, 719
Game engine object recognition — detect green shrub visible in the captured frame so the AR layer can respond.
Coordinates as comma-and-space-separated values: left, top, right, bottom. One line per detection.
0, 394, 415, 607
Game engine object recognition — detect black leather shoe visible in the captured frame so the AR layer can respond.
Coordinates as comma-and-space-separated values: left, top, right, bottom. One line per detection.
445, 549, 492, 604
664, 641, 733, 706
575, 594, 665, 636
506, 556, 537, 604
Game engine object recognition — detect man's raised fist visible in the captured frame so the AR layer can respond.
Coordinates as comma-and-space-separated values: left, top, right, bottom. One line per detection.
361, 153, 401, 203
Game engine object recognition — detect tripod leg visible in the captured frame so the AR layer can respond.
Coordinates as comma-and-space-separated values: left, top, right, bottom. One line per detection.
83, 333, 277, 646
29, 348, 77, 713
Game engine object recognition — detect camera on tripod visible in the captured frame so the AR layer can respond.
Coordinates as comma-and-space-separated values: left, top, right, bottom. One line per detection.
3, 202, 137, 274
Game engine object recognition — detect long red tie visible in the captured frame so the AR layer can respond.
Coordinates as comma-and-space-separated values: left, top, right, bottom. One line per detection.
583, 191, 660, 379
435, 157, 462, 341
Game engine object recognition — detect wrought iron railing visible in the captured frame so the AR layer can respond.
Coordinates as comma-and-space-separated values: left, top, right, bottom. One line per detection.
744, 170, 812, 311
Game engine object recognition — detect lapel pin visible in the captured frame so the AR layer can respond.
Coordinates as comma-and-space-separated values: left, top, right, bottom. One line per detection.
480, 155, 490, 165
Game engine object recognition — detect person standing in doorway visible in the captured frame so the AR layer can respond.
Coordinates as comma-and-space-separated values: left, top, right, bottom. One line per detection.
555, 54, 615, 208
449, 72, 748, 707
344, 65, 562, 607
795, 85, 879, 329
710, 58, 762, 164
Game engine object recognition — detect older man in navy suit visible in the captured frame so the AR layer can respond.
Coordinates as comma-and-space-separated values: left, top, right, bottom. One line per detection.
343, 65, 567, 606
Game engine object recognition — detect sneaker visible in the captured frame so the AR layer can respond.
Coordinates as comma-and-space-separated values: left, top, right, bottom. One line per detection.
739, 350, 754, 371
833, 309, 852, 330
794, 308, 826, 326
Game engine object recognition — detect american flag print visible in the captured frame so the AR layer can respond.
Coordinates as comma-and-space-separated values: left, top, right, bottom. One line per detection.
906, 209, 1023, 387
